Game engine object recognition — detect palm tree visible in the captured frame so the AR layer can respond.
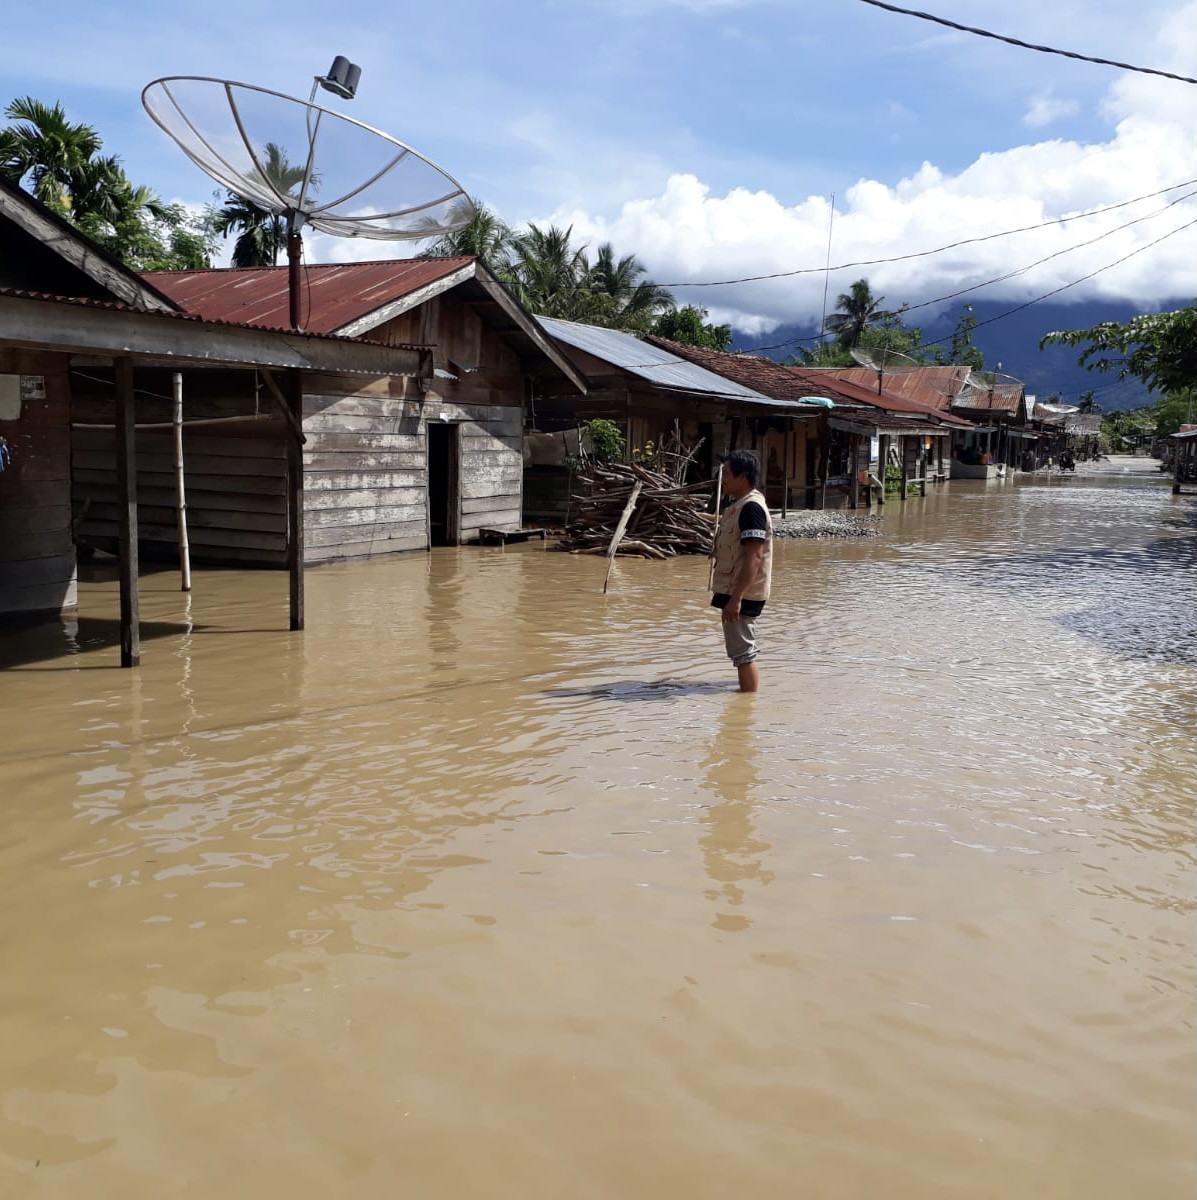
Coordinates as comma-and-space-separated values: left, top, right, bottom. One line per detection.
421, 197, 513, 269
586, 243, 673, 332
0, 96, 104, 215
506, 223, 593, 319
212, 142, 308, 267
823, 278, 896, 349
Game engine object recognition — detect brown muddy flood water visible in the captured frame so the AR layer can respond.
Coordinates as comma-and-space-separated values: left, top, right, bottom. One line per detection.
2, 463, 1195, 1199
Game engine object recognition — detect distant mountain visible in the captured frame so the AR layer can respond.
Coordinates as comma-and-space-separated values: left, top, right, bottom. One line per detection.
731, 297, 1190, 411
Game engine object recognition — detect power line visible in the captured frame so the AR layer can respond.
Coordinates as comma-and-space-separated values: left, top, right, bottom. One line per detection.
657, 178, 1197, 288
743, 200, 1197, 355
854, 0, 1197, 86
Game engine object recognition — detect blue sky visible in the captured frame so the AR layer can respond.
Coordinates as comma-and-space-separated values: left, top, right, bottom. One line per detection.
5, 0, 1196, 336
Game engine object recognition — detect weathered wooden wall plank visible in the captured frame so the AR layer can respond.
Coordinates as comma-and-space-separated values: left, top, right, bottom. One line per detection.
0, 353, 77, 614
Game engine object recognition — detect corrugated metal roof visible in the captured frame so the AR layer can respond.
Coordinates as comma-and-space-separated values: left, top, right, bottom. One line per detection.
646, 335, 847, 406
145, 258, 475, 335
811, 365, 972, 413
0, 284, 429, 349
544, 320, 791, 405
647, 337, 972, 426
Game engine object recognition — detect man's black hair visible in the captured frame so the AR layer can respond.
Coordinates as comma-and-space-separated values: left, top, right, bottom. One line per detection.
724, 448, 761, 487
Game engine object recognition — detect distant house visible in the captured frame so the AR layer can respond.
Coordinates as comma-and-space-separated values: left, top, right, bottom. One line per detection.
1166, 427, 1197, 495
70, 258, 586, 563
804, 364, 1033, 476
648, 339, 968, 507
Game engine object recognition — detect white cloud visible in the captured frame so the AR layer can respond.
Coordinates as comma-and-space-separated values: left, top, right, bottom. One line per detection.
1023, 92, 1081, 128
545, 1, 1197, 335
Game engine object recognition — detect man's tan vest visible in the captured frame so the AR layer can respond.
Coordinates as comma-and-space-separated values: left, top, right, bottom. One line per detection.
711, 488, 773, 601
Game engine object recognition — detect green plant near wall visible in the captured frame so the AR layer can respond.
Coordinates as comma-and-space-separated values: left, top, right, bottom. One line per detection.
884, 463, 923, 496
583, 418, 625, 463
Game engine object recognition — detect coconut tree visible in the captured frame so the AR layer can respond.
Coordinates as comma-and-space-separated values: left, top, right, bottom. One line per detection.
823, 278, 896, 349
586, 243, 674, 332
421, 197, 514, 269
506, 223, 593, 319
212, 142, 308, 267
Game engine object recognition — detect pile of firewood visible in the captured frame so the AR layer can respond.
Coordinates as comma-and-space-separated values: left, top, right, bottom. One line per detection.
560, 461, 716, 558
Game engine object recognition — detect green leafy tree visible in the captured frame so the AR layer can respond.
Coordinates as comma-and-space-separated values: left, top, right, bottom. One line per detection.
823, 278, 896, 349
1040, 305, 1197, 397
652, 304, 732, 351
933, 304, 984, 369
0, 96, 102, 214
1, 95, 215, 269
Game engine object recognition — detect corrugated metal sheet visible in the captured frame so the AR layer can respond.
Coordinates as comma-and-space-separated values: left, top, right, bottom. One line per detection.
812, 365, 972, 413
145, 258, 475, 336
0, 284, 424, 349
647, 336, 972, 426
546, 320, 788, 405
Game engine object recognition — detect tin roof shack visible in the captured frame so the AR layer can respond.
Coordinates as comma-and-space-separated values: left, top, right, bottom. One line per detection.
529, 321, 821, 522
0, 178, 420, 665
1167, 427, 1197, 494
137, 259, 585, 558
649, 340, 967, 509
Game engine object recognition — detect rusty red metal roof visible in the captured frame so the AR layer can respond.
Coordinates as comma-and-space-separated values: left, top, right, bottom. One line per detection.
647, 337, 970, 426
144, 258, 475, 336
810, 365, 972, 413
0, 285, 429, 352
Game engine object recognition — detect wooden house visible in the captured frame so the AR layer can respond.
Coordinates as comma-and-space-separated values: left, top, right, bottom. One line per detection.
527, 319, 824, 521
72, 259, 586, 565
0, 178, 424, 663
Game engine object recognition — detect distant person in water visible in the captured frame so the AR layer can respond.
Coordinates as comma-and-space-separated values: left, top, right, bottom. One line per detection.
709, 450, 773, 693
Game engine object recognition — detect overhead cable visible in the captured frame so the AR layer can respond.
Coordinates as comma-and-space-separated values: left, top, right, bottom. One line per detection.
854, 0, 1197, 86
657, 178, 1197, 289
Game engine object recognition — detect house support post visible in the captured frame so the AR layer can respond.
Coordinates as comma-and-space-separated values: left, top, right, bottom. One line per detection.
900, 438, 910, 501
850, 435, 860, 509
114, 355, 140, 667
173, 371, 192, 592
286, 368, 305, 631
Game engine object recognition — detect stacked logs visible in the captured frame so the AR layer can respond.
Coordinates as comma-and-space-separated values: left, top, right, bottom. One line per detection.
560, 461, 716, 558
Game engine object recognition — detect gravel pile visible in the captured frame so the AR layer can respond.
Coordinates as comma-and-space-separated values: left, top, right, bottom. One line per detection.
771, 510, 884, 539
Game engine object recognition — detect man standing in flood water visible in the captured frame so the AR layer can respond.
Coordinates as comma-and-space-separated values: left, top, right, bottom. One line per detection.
710, 449, 773, 693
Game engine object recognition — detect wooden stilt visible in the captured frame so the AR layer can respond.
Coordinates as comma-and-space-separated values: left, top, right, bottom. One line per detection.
286, 369, 305, 630
172, 372, 192, 592
114, 356, 140, 667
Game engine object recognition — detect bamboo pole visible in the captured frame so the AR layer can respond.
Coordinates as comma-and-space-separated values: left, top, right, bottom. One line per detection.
172, 372, 192, 592
602, 480, 643, 594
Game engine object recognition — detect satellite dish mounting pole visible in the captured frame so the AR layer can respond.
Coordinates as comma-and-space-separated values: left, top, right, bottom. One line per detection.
287, 214, 304, 331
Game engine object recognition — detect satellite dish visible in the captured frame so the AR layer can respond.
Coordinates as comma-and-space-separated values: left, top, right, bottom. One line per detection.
142, 74, 473, 330
966, 368, 1023, 391
849, 346, 921, 393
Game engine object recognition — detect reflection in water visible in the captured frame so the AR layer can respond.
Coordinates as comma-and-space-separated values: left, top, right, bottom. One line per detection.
698, 699, 774, 931
0, 467, 1194, 1199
